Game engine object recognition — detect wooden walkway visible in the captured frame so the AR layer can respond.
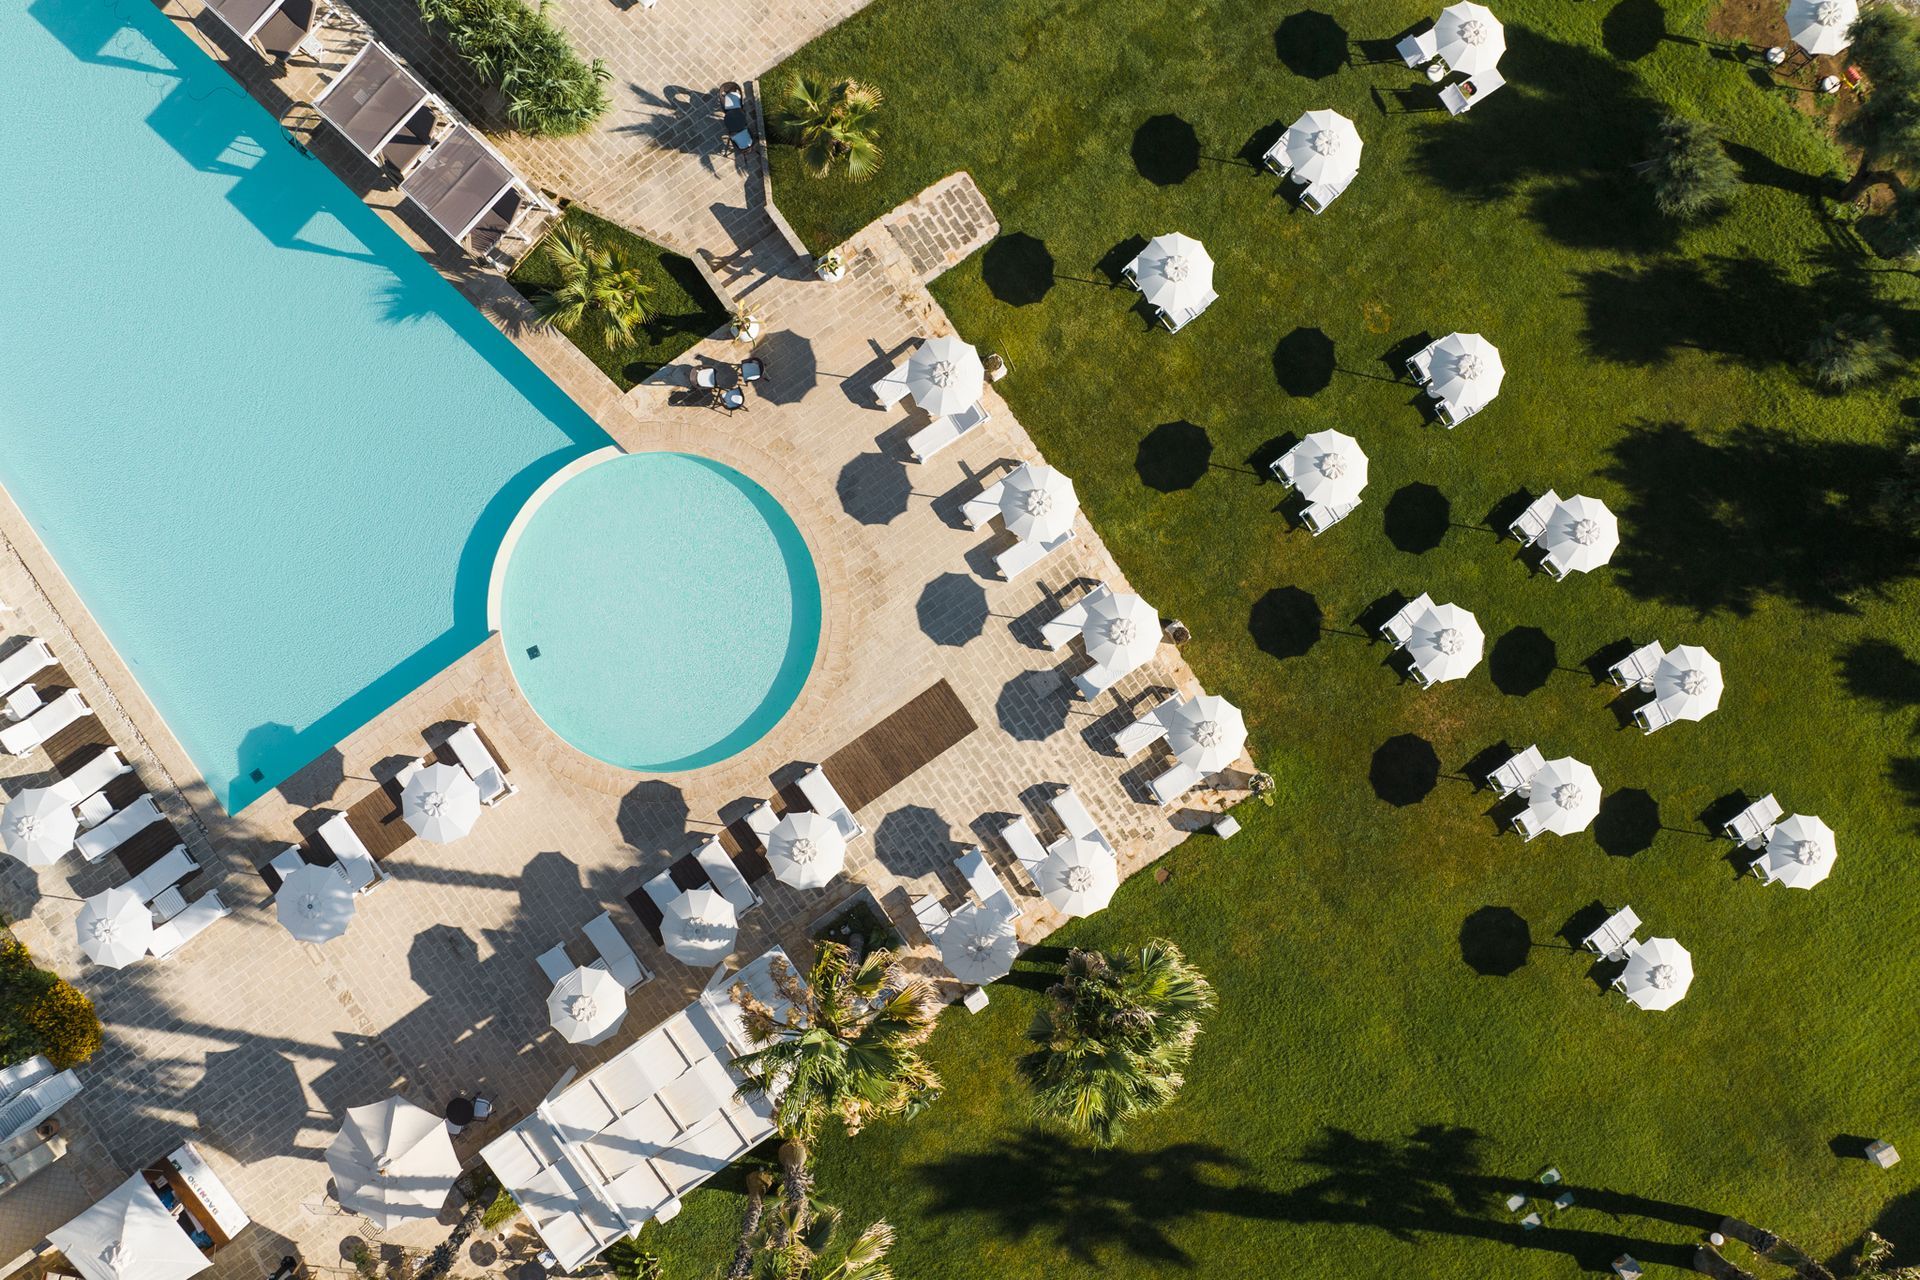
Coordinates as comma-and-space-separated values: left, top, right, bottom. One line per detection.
822, 680, 977, 813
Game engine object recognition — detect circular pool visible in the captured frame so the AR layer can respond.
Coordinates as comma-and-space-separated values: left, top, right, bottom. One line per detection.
499, 452, 821, 772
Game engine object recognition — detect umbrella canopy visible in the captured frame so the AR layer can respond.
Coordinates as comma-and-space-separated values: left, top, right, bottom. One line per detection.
662, 887, 739, 965
1788, 0, 1857, 55
547, 963, 627, 1044
1762, 813, 1837, 889
1524, 757, 1601, 836
767, 810, 847, 890
1406, 602, 1485, 684
1289, 430, 1369, 507
1428, 332, 1505, 415
1135, 233, 1214, 313
1036, 838, 1118, 917
2, 786, 77, 867
905, 335, 984, 418
939, 899, 1020, 984
1619, 937, 1694, 1011
999, 464, 1079, 544
1436, 1, 1507, 74
1161, 693, 1248, 773
402, 763, 481, 843
1081, 592, 1160, 672
1540, 494, 1620, 574
1282, 109, 1363, 185
49, 1172, 211, 1280
327, 1097, 461, 1229
76, 887, 152, 969
276, 862, 356, 944
1651, 644, 1723, 723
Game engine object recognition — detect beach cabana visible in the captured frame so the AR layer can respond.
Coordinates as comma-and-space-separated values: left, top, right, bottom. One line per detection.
49, 1172, 211, 1280
402, 126, 547, 257
313, 41, 440, 176
198, 0, 324, 62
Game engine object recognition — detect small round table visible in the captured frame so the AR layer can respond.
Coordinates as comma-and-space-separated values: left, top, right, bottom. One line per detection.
446, 1096, 476, 1127
1426, 60, 1447, 83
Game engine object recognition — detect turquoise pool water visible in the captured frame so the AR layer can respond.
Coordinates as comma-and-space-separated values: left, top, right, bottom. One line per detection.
500, 454, 820, 772
0, 2, 623, 809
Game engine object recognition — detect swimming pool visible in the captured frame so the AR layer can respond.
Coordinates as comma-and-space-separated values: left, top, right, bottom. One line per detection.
498, 453, 820, 772
0, 2, 620, 809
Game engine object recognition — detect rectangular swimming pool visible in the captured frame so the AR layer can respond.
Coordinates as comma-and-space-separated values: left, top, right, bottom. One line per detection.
0, 0, 613, 810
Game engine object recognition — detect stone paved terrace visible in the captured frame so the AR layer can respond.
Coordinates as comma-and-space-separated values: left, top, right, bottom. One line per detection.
0, 5, 1250, 1278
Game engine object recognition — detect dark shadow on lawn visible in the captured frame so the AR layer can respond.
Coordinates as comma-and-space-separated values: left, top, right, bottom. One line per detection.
1459, 906, 1530, 976
1250, 587, 1323, 659
1275, 10, 1349, 79
1489, 626, 1556, 696
1595, 788, 1660, 857
981, 232, 1055, 306
1885, 757, 1920, 832
1132, 114, 1200, 186
1602, 0, 1665, 61
1384, 483, 1450, 554
1274, 327, 1336, 396
1837, 639, 1920, 714
1371, 734, 1439, 806
1239, 120, 1290, 170
1097, 235, 1149, 286
1137, 421, 1213, 492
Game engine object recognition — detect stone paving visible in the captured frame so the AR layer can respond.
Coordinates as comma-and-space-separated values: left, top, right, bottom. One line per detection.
0, 5, 1252, 1278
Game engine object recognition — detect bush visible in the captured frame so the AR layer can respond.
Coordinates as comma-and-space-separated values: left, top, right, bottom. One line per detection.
480, 1186, 519, 1232
1637, 115, 1739, 220
1805, 312, 1897, 389
417, 0, 609, 136
0, 938, 100, 1069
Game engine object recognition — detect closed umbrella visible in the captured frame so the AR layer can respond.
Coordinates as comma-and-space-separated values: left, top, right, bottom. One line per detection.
1288, 430, 1368, 506
1036, 838, 1118, 917
999, 464, 1079, 543
402, 763, 481, 843
1788, 0, 1857, 55
1762, 813, 1836, 889
767, 810, 846, 890
905, 335, 984, 418
1436, 1, 1507, 74
1619, 937, 1693, 1011
3, 787, 77, 867
327, 1097, 461, 1229
547, 963, 627, 1044
1081, 592, 1160, 672
1428, 332, 1505, 416
939, 899, 1020, 984
276, 862, 355, 944
1135, 233, 1214, 313
1524, 757, 1601, 836
662, 887, 739, 965
1539, 494, 1619, 575
1282, 109, 1363, 185
76, 887, 151, 969
1406, 602, 1485, 684
1161, 694, 1248, 773
1651, 644, 1722, 723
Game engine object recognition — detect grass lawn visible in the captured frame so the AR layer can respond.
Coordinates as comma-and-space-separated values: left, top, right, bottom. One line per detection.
508, 207, 728, 390
649, 1, 1920, 1276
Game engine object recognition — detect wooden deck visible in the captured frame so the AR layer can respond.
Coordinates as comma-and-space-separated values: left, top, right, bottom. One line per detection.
822, 680, 978, 813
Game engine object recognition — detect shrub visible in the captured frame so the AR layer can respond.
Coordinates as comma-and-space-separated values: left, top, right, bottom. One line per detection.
1636, 115, 1739, 220
417, 0, 609, 137
0, 938, 100, 1069
479, 1186, 519, 1232
777, 75, 884, 180
1805, 312, 1897, 389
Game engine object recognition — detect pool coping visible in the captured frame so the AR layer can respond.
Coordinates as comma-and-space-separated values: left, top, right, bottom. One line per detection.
484, 444, 626, 630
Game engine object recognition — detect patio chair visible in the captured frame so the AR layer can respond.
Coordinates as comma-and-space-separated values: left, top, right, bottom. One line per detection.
1580, 906, 1641, 962
910, 894, 951, 937
1260, 138, 1293, 178
1405, 342, 1436, 384
1434, 397, 1479, 428
1397, 27, 1440, 66
1379, 592, 1435, 647
148, 891, 230, 960
1040, 584, 1112, 650
1607, 641, 1665, 690
642, 867, 681, 916
1507, 491, 1561, 546
740, 357, 764, 382
126, 846, 198, 905
316, 813, 382, 893
995, 527, 1076, 580
446, 723, 517, 804
1487, 744, 1544, 798
720, 86, 754, 151
1511, 808, 1546, 841
1300, 174, 1350, 215
744, 800, 779, 845
0, 690, 89, 757
583, 912, 654, 989
955, 846, 1016, 913
1112, 695, 1173, 757
907, 402, 991, 463
999, 816, 1050, 879
1541, 549, 1578, 579
1071, 661, 1124, 701
49, 747, 130, 808
536, 943, 576, 985
1301, 499, 1358, 535
76, 795, 162, 863
871, 362, 912, 409
693, 837, 760, 912
796, 765, 864, 839
1723, 793, 1782, 848
1161, 289, 1219, 334
1149, 757, 1203, 807
1441, 68, 1505, 115
0, 638, 55, 702
1634, 700, 1676, 735
691, 367, 719, 389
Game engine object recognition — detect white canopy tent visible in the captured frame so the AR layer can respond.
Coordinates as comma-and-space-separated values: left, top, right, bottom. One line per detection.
402, 763, 482, 843
1762, 814, 1837, 889
905, 335, 985, 418
1539, 494, 1620, 575
276, 862, 355, 944
76, 887, 153, 969
1406, 602, 1485, 685
1435, 2, 1507, 74
327, 1097, 462, 1229
549, 965, 628, 1045
1081, 592, 1160, 672
1282, 109, 1363, 185
3, 786, 77, 867
1619, 937, 1693, 1011
939, 900, 1021, 984
1650, 644, 1723, 723
1134, 233, 1214, 313
662, 887, 739, 965
1036, 838, 1118, 917
1161, 694, 1248, 774
1287, 430, 1369, 507
999, 464, 1079, 544
49, 1172, 211, 1280
1524, 757, 1602, 836
1428, 332, 1505, 416
766, 810, 846, 890
1787, 0, 1857, 55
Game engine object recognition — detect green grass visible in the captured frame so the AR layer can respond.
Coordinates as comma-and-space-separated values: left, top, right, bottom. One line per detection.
508, 208, 728, 390
651, 1, 1920, 1276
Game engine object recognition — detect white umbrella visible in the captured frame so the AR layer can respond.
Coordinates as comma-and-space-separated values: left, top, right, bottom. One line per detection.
767, 810, 846, 890
1762, 813, 1837, 889
1282, 109, 1363, 185
75, 887, 151, 969
905, 335, 984, 418
547, 963, 627, 1044
1406, 602, 1485, 684
662, 887, 739, 965
276, 862, 355, 944
48, 1172, 211, 1280
2, 787, 77, 867
1436, 1, 1507, 74
402, 763, 481, 843
1540, 494, 1620, 575
1161, 694, 1248, 773
999, 464, 1079, 544
1788, 0, 1857, 55
1036, 838, 1118, 917
1428, 332, 1505, 415
1289, 430, 1368, 507
327, 1097, 462, 1229
1081, 592, 1160, 672
1135, 233, 1214, 313
939, 899, 1020, 984
1651, 644, 1723, 723
1619, 937, 1693, 1011
1524, 757, 1601, 836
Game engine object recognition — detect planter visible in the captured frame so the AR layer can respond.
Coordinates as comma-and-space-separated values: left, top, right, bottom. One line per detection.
731, 317, 762, 342
816, 257, 846, 282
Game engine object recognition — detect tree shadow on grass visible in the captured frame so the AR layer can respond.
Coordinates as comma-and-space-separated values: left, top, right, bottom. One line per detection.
1273, 327, 1336, 396
1274, 10, 1348, 79
1371, 734, 1439, 806
1136, 421, 1213, 492
1249, 587, 1322, 659
1132, 114, 1200, 186
1836, 639, 1920, 715
1489, 626, 1556, 696
981, 232, 1055, 306
1602, 0, 1665, 61
1572, 254, 1859, 370
1383, 483, 1449, 554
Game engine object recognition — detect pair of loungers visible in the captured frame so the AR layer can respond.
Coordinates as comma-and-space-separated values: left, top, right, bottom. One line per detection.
200, 0, 327, 63
539, 911, 654, 990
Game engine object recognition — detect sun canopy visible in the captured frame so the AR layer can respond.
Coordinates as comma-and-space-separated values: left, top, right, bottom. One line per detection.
1135, 233, 1214, 312
1787, 0, 1857, 55
402, 126, 518, 243
1524, 757, 1601, 836
999, 464, 1078, 543
1539, 494, 1619, 574
276, 862, 355, 943
1161, 693, 1247, 773
767, 810, 846, 890
939, 899, 1020, 984
1406, 602, 1485, 684
328, 1097, 461, 1229
1081, 592, 1160, 672
403, 762, 481, 843
77, 887, 152, 969
314, 42, 432, 161
905, 335, 985, 418
1619, 936, 1693, 1010
1288, 430, 1368, 507
1036, 837, 1118, 917
549, 965, 628, 1044
49, 1172, 211, 1280
1762, 813, 1836, 889
1428, 332, 1505, 415
1651, 644, 1722, 723
1436, 2, 1507, 74
662, 887, 738, 965
3, 786, 77, 867
1282, 109, 1363, 185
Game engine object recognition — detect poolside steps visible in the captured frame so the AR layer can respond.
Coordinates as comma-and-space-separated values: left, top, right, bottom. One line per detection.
821, 679, 977, 814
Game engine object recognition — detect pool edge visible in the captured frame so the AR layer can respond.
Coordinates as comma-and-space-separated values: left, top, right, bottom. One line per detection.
485, 444, 628, 631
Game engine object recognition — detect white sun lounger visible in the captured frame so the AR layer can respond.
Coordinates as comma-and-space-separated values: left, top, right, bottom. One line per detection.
316, 813, 381, 893
1512, 808, 1547, 841
1398, 27, 1439, 66
642, 867, 680, 916
0, 640, 55, 702
0, 690, 89, 757
1302, 499, 1358, 534
996, 527, 1076, 581
1260, 138, 1293, 177
1487, 745, 1544, 798
583, 912, 653, 990
908, 402, 992, 463
871, 363, 912, 410
744, 801, 779, 845
796, 765, 863, 840
1608, 641, 1665, 690
999, 816, 1050, 879
446, 723, 517, 804
1270, 448, 1301, 487
1113, 695, 1173, 757
962, 477, 1009, 530
537, 943, 577, 985
125, 845, 198, 905
910, 893, 951, 936
1724, 794, 1782, 848
1541, 548, 1578, 580
1300, 175, 1350, 214
1148, 758, 1203, 807
1634, 700, 1676, 734
1508, 491, 1561, 545
1040, 584, 1113, 651
1581, 905, 1641, 962
1406, 342, 1437, 383
148, 891, 230, 959
1160, 289, 1218, 334
1379, 593, 1435, 647
50, 748, 131, 808
1049, 787, 1103, 845
1434, 396, 1480, 427
693, 838, 759, 912
955, 846, 1015, 914
1071, 661, 1125, 701
75, 794, 161, 863
1441, 67, 1506, 115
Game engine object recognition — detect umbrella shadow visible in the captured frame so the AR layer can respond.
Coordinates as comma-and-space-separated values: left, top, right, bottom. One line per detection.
1136, 420, 1214, 492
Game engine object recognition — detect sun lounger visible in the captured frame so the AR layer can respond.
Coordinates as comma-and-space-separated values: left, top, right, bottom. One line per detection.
955, 846, 1016, 913
961, 477, 1008, 530
1160, 289, 1219, 334
908, 402, 992, 463
1607, 641, 1665, 690
1300, 174, 1350, 214
642, 867, 681, 916
1633, 700, 1675, 734
50, 748, 130, 808
0, 690, 88, 757
1270, 447, 1301, 487
1398, 27, 1439, 66
1040, 584, 1113, 651
1406, 343, 1436, 384
743, 802, 779, 847
1441, 68, 1504, 116
583, 912, 653, 990
1301, 499, 1358, 534
1112, 695, 1173, 757
910, 894, 951, 937
446, 723, 517, 804
1148, 757, 1202, 807
996, 527, 1076, 581
1121, 257, 1142, 289
126, 846, 197, 905
1540, 548, 1577, 580
1581, 905, 1641, 962
0, 640, 55, 702
252, 0, 323, 61
1508, 491, 1561, 545
999, 817, 1050, 879
1260, 137, 1293, 178
75, 795, 161, 863
693, 838, 759, 912
537, 943, 576, 985
872, 362, 912, 410
1512, 808, 1546, 841
148, 891, 230, 959
1071, 661, 1125, 701
380, 104, 440, 178
316, 813, 381, 893
1487, 745, 1544, 798
1723, 794, 1782, 848
1434, 397, 1479, 427
1049, 788, 1102, 845
796, 765, 863, 840
1379, 593, 1434, 647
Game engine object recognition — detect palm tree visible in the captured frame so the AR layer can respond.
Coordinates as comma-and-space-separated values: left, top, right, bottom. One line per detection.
1021, 940, 1217, 1146
778, 75, 884, 180
529, 222, 652, 350
1635, 115, 1739, 220
1839, 5, 1920, 200
1805, 311, 1897, 389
